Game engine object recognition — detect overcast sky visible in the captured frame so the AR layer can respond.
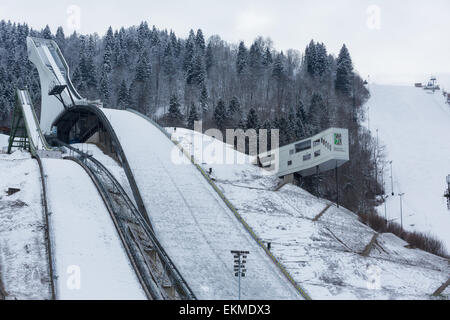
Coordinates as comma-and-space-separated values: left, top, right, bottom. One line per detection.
1, 0, 449, 85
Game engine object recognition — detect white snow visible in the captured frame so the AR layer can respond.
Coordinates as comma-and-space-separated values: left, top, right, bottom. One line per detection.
170, 127, 449, 300
0, 134, 9, 150
0, 151, 51, 299
19, 91, 47, 150
42, 158, 146, 300
101, 108, 302, 300
367, 84, 450, 251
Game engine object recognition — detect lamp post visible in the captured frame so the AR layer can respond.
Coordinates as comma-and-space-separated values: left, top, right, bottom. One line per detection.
382, 195, 388, 223
390, 161, 394, 196
231, 250, 249, 300
398, 193, 405, 229
446, 175, 450, 209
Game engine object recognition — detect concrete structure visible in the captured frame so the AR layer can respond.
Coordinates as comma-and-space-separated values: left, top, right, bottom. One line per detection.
259, 127, 349, 178
26, 37, 92, 134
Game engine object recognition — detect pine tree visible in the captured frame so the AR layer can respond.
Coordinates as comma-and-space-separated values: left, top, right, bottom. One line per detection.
228, 96, 240, 117
99, 69, 110, 106
117, 80, 129, 109
236, 41, 248, 75
168, 95, 183, 121
135, 50, 151, 82
183, 38, 194, 73
272, 54, 285, 81
187, 103, 199, 129
162, 43, 175, 76
187, 54, 205, 86
213, 99, 227, 129
199, 85, 209, 114
308, 93, 329, 132
246, 108, 259, 130
205, 42, 214, 74
42, 25, 52, 39
195, 29, 205, 53
335, 44, 354, 95
295, 100, 307, 139
55, 27, 65, 52
263, 47, 272, 66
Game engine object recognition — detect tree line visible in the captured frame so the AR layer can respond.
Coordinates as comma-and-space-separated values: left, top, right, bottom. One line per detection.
0, 20, 383, 215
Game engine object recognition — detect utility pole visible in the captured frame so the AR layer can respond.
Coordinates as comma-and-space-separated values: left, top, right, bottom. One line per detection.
389, 160, 393, 195
335, 161, 339, 208
231, 250, 249, 300
446, 175, 450, 209
398, 193, 405, 229
382, 195, 388, 223
375, 129, 379, 190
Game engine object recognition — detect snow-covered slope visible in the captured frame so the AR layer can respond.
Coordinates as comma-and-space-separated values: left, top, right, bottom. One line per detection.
170, 127, 449, 300
367, 84, 450, 250
42, 158, 146, 299
0, 150, 51, 299
100, 108, 302, 300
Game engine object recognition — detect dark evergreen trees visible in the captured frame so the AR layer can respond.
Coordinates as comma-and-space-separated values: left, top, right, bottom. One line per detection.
213, 99, 227, 129
187, 103, 199, 129
335, 44, 354, 95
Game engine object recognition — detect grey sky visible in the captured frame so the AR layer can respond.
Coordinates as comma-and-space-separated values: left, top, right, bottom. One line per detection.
1, 0, 449, 85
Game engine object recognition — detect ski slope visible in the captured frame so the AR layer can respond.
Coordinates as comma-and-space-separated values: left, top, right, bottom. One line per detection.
367, 84, 450, 251
101, 108, 302, 300
42, 158, 145, 299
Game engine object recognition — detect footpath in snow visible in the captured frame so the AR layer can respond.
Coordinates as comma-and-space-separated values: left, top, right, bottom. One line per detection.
367, 85, 450, 250
101, 108, 302, 300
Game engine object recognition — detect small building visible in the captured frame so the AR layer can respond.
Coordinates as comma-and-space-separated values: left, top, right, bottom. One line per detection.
258, 127, 350, 178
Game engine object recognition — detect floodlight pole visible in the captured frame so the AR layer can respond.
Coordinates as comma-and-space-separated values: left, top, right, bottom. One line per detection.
238, 257, 241, 300
390, 161, 394, 196
335, 161, 339, 208
399, 193, 405, 229
231, 250, 249, 300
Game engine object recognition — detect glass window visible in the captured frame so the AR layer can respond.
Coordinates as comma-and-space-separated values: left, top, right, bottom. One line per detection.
303, 154, 311, 161
289, 149, 294, 155
295, 140, 311, 153
287, 160, 292, 166
314, 150, 321, 157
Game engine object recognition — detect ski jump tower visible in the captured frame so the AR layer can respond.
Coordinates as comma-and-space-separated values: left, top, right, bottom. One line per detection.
26, 37, 95, 134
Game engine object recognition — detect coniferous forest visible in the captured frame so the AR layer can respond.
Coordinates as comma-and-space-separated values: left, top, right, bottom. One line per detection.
0, 21, 382, 215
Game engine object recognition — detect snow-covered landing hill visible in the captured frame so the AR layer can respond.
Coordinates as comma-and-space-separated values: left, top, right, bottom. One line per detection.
367, 85, 450, 251
169, 128, 449, 300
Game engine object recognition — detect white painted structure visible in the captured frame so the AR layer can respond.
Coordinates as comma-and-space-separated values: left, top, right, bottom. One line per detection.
26, 37, 88, 134
259, 128, 349, 178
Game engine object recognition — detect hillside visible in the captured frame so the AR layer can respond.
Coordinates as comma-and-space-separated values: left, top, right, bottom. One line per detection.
169, 127, 449, 299
367, 84, 450, 251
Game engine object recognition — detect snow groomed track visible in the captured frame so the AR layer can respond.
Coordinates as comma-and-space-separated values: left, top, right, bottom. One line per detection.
100, 108, 303, 300
13, 87, 147, 299
42, 158, 146, 299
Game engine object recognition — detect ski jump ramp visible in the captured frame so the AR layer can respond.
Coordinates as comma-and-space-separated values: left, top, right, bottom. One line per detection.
100, 108, 302, 299
26, 36, 304, 299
